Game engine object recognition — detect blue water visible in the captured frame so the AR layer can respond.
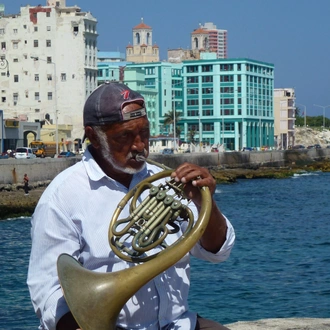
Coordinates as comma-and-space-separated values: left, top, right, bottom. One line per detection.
1, 172, 330, 329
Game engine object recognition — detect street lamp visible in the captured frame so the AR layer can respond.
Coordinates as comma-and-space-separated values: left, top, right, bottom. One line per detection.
313, 104, 330, 128
172, 95, 176, 151
0, 58, 10, 77
31, 56, 59, 156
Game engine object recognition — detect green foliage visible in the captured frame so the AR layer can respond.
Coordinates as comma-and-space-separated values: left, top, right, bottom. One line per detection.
295, 114, 330, 128
163, 110, 181, 137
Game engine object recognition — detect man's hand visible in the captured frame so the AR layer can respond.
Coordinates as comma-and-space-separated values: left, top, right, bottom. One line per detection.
171, 162, 216, 207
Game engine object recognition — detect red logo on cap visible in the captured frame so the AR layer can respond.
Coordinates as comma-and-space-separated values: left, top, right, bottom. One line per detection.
121, 90, 130, 100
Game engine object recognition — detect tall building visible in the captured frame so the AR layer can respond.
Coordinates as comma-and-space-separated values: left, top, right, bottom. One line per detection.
168, 22, 227, 63
191, 22, 227, 59
126, 19, 160, 63
274, 88, 296, 149
125, 58, 275, 151
0, 0, 98, 149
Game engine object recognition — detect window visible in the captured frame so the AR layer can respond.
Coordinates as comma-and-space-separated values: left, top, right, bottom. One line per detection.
47, 74, 52, 81
187, 65, 198, 73
13, 93, 18, 105
2, 97, 6, 102
13, 58, 18, 62
1, 42, 6, 49
13, 29, 18, 34
47, 57, 52, 63
14, 75, 19, 83
47, 26, 51, 31
202, 65, 212, 72
202, 76, 213, 83
34, 40, 38, 47
48, 92, 52, 100
35, 74, 39, 81
35, 109, 40, 113
61, 73, 66, 81
46, 40, 51, 47
34, 26, 38, 32
13, 42, 18, 49
35, 92, 40, 101
0, 29, 5, 35
46, 12, 50, 17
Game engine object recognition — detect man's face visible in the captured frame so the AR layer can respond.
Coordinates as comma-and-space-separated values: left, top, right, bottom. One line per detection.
98, 116, 150, 175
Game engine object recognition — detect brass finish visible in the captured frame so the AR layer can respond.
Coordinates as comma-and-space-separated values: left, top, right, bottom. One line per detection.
57, 160, 212, 330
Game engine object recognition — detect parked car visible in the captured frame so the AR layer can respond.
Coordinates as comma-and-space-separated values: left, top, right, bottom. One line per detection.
292, 144, 305, 149
15, 147, 37, 159
242, 147, 254, 151
307, 144, 322, 149
326, 145, 330, 149
58, 151, 76, 158
162, 148, 174, 155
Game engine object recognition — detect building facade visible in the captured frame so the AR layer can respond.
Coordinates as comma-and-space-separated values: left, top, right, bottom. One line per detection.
0, 0, 98, 151
126, 19, 159, 63
274, 88, 296, 149
199, 22, 227, 59
125, 58, 275, 151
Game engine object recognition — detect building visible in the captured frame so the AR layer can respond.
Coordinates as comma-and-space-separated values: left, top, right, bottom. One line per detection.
198, 22, 227, 59
126, 19, 159, 63
168, 22, 227, 63
125, 58, 275, 151
274, 88, 296, 149
0, 0, 98, 152
97, 51, 130, 84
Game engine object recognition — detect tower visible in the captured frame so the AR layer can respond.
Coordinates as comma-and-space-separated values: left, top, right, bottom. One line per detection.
126, 18, 159, 63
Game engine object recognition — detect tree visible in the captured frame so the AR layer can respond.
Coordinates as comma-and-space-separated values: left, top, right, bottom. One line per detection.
163, 110, 181, 137
187, 130, 196, 144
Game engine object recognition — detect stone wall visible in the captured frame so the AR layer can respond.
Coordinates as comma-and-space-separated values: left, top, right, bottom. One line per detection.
1, 149, 330, 184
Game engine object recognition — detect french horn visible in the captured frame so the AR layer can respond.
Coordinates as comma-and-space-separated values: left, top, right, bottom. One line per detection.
57, 158, 212, 330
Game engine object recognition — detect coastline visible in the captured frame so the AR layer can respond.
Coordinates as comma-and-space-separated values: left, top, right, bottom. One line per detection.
1, 161, 330, 220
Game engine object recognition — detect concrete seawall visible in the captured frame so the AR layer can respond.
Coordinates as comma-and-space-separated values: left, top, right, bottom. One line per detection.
1, 149, 330, 184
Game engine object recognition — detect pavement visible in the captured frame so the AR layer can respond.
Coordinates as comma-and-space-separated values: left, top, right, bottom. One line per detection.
225, 318, 330, 329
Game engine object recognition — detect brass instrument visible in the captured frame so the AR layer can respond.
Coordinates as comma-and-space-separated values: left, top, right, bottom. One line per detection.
57, 158, 212, 330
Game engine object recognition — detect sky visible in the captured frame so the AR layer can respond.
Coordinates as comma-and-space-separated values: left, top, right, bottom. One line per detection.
4, 0, 330, 118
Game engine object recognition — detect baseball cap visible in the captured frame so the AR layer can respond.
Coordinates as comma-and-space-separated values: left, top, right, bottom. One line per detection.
83, 81, 147, 127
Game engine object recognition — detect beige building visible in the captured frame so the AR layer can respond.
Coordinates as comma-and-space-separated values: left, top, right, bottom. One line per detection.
274, 88, 296, 149
0, 0, 98, 150
168, 22, 227, 63
126, 19, 159, 63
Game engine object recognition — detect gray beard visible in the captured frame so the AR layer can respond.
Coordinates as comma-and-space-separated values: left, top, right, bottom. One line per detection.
96, 128, 145, 175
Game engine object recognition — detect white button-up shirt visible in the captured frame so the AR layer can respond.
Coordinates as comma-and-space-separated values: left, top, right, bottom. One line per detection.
27, 148, 235, 330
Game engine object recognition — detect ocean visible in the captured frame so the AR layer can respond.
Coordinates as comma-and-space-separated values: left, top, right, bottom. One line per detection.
1, 171, 329, 329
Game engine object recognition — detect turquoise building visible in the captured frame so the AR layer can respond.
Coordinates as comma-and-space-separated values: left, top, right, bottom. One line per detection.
98, 56, 275, 151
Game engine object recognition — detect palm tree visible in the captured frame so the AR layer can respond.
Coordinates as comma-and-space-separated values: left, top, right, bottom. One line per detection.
163, 110, 181, 137
187, 130, 197, 144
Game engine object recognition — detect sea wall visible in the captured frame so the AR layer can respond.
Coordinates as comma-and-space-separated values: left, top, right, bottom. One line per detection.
0, 149, 330, 184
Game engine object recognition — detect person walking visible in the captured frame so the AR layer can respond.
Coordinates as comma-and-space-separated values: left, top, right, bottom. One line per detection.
23, 173, 29, 195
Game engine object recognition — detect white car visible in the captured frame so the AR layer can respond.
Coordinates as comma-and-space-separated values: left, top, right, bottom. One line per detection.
15, 147, 37, 159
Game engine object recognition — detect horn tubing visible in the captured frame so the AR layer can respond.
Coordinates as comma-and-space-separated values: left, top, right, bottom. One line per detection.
57, 160, 212, 330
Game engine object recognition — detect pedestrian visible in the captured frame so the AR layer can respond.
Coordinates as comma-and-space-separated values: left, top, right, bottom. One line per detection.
27, 82, 235, 330
23, 173, 29, 195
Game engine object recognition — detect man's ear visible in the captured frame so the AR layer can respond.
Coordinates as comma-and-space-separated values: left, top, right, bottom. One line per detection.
85, 126, 100, 148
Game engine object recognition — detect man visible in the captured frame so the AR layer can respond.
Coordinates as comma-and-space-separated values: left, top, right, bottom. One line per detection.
28, 82, 235, 330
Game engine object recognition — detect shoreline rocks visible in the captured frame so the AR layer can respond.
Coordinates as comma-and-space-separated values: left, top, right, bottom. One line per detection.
1, 161, 330, 220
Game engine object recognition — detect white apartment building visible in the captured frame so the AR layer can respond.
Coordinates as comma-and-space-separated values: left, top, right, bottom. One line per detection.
274, 88, 296, 149
0, 0, 98, 147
